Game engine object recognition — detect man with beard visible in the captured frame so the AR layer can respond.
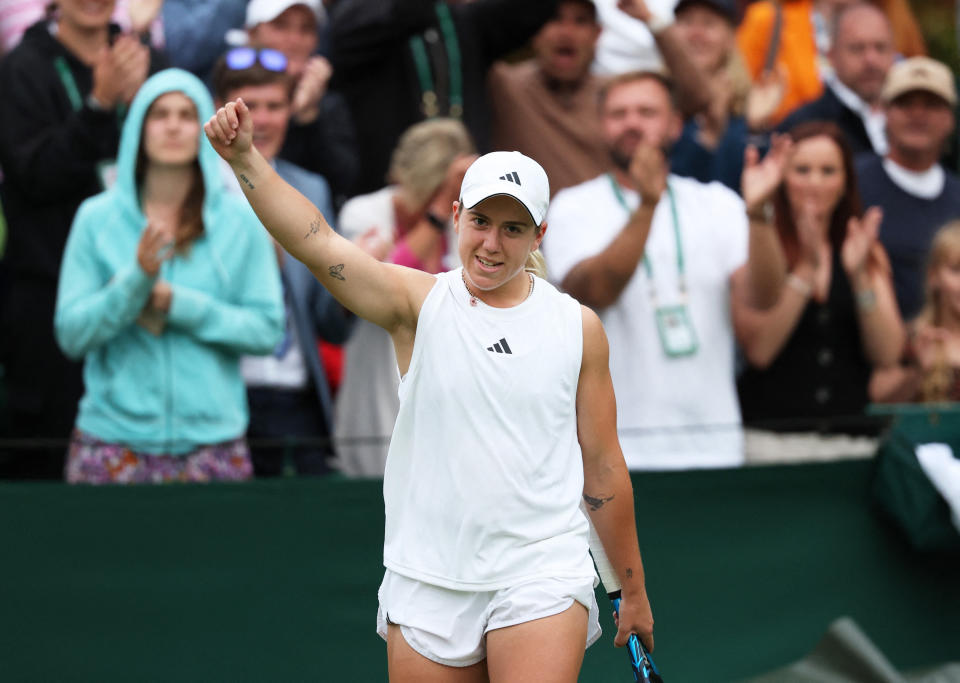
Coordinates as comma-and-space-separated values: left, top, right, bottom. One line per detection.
543, 70, 763, 470
778, 3, 895, 157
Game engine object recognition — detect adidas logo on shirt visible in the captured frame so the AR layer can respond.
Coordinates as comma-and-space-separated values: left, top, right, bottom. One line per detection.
499, 172, 521, 185
486, 338, 513, 354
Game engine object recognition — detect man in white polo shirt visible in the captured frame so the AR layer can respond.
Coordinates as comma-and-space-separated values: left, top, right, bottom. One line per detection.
544, 70, 758, 470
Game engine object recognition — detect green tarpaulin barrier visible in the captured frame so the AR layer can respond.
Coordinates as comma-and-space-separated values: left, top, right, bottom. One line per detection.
1, 460, 957, 682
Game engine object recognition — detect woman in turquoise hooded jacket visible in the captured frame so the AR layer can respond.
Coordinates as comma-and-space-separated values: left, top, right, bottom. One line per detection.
55, 68, 284, 483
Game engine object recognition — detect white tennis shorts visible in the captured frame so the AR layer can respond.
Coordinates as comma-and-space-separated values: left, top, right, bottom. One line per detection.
376, 569, 602, 667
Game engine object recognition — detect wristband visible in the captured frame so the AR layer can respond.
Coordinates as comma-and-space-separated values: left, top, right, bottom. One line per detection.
856, 288, 877, 312
746, 201, 774, 223
425, 211, 447, 233
786, 273, 812, 298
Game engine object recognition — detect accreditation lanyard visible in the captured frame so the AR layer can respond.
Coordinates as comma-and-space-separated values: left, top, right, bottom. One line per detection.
54, 56, 126, 189
408, 2, 463, 119
607, 173, 687, 304
607, 173, 698, 358
53, 56, 127, 123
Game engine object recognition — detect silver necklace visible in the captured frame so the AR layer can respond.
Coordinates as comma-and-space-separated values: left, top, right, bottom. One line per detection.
462, 269, 534, 307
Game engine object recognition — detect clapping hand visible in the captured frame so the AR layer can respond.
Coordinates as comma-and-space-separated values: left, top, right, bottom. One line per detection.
617, 0, 653, 23
629, 143, 668, 205
741, 133, 792, 215
745, 68, 785, 131
842, 206, 883, 277
89, 34, 150, 108
136, 221, 174, 334
112, 34, 150, 104
912, 325, 948, 371
430, 154, 478, 217
795, 202, 823, 266
696, 73, 735, 149
291, 56, 333, 125
146, 280, 172, 313
796, 200, 831, 301
138, 280, 172, 334
137, 220, 175, 277
128, 0, 163, 35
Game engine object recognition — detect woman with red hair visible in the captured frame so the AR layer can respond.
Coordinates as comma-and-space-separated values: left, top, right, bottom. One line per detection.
732, 121, 905, 458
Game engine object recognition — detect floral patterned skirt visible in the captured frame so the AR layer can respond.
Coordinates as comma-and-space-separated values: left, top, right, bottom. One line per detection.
65, 430, 253, 484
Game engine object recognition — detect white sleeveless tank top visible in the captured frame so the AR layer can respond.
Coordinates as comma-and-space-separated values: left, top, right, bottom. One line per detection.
382, 268, 596, 590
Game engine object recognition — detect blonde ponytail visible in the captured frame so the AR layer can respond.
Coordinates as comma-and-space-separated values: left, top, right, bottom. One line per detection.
524, 249, 547, 280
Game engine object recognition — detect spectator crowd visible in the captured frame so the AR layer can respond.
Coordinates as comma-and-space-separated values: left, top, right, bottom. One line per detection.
1, 0, 959, 482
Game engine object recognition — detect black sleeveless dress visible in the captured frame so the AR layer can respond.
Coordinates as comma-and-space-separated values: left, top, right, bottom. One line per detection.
738, 253, 877, 434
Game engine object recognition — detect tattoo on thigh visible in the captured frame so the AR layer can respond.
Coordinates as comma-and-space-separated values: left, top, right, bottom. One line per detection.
329, 264, 345, 281
239, 174, 255, 190
583, 492, 615, 511
626, 568, 633, 579
304, 216, 324, 240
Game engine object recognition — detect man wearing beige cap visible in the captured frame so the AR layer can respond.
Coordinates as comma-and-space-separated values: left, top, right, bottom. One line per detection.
856, 56, 960, 318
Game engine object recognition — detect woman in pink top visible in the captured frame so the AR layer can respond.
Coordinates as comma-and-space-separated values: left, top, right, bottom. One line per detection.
333, 118, 477, 477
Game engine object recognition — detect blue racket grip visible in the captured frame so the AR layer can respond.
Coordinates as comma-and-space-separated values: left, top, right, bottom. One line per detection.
611, 596, 662, 683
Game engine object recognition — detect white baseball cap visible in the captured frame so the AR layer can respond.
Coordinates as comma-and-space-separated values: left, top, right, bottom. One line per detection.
245, 0, 326, 29
459, 151, 550, 226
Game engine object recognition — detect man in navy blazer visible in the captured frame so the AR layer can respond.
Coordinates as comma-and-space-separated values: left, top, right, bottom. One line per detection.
778, 3, 894, 156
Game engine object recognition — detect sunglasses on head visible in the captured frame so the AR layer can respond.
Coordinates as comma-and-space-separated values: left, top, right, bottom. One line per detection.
225, 47, 288, 72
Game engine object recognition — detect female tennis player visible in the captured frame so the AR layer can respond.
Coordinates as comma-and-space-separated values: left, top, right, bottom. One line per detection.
205, 98, 654, 682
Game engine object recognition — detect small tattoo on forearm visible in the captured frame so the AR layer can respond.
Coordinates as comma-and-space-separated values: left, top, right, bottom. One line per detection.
583, 493, 615, 511
303, 216, 323, 240
626, 568, 633, 579
329, 264, 345, 281
239, 174, 255, 190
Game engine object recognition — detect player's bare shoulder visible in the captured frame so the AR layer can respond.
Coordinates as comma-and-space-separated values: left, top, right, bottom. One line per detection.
580, 304, 611, 371
581, 305, 608, 345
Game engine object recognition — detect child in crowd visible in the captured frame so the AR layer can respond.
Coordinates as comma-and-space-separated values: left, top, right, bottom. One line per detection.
872, 221, 960, 403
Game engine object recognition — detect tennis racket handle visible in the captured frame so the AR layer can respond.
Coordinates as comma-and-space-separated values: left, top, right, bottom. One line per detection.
611, 594, 663, 683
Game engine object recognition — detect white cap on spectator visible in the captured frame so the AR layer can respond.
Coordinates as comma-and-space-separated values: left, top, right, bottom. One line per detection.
245, 0, 326, 29
459, 152, 551, 226
882, 57, 957, 106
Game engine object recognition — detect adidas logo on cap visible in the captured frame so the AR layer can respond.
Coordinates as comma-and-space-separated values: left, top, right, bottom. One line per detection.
459, 151, 550, 225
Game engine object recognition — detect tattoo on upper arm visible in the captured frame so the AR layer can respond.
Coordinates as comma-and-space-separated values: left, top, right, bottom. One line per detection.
303, 216, 323, 240
626, 568, 633, 579
239, 174, 255, 190
583, 493, 615, 511
329, 264, 345, 281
